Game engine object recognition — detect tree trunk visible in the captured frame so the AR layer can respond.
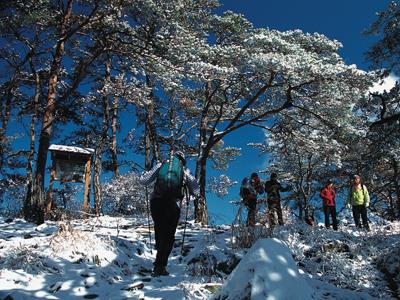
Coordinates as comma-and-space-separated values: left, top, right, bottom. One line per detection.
93, 59, 111, 215
46, 158, 56, 213
82, 157, 91, 213
195, 154, 209, 224
298, 198, 304, 220
111, 97, 119, 177
24, 62, 40, 219
0, 72, 18, 172
194, 96, 211, 224
145, 75, 161, 166
295, 154, 306, 219
149, 102, 161, 162
194, 150, 210, 224
144, 107, 160, 168
387, 193, 396, 221
28, 0, 73, 225
93, 148, 102, 215
30, 76, 57, 224
193, 82, 214, 224
392, 158, 400, 220
301, 154, 314, 219
144, 121, 152, 170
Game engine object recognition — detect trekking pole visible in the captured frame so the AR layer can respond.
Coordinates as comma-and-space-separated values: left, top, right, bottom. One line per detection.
145, 186, 153, 254
133, 160, 155, 253
181, 185, 190, 256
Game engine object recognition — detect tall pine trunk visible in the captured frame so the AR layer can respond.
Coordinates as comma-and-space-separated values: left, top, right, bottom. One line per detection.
194, 83, 213, 225
24, 62, 40, 218
194, 120, 215, 224
392, 158, 400, 220
143, 97, 160, 172
144, 74, 160, 168
93, 59, 111, 216
0, 72, 18, 172
144, 103, 160, 169
28, 0, 73, 224
93, 148, 102, 215
111, 97, 119, 177
195, 154, 209, 224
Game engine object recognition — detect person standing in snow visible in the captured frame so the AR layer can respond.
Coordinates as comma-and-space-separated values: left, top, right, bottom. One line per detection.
264, 173, 290, 226
139, 151, 199, 276
320, 179, 338, 230
346, 175, 370, 231
240, 173, 264, 227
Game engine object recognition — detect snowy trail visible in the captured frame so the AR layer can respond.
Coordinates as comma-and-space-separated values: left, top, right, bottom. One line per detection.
0, 215, 398, 299
0, 217, 224, 299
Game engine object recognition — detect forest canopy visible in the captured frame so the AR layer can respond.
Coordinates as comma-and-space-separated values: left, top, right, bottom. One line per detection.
0, 0, 399, 225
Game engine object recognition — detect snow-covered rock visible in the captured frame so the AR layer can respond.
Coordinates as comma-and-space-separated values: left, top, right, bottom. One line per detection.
213, 238, 313, 300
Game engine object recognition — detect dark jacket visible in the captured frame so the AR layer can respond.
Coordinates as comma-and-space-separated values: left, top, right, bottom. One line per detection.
264, 179, 287, 201
240, 177, 264, 199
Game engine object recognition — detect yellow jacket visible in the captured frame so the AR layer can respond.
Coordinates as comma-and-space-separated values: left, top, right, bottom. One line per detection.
348, 185, 369, 206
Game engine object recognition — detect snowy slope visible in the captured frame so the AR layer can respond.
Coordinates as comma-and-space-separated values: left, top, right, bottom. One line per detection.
0, 212, 398, 300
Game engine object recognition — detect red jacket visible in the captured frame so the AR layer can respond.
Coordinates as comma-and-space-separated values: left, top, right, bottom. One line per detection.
320, 187, 336, 206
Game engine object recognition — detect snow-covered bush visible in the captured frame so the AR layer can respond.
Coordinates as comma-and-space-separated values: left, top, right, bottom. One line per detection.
1, 244, 60, 275
102, 172, 147, 217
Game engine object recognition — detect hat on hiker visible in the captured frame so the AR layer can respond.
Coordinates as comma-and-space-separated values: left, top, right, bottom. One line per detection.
251, 172, 259, 179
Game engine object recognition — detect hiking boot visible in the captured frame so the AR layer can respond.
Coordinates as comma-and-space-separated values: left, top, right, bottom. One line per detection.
152, 266, 169, 277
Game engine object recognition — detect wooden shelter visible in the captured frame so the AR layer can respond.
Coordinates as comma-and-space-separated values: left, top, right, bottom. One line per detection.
47, 144, 94, 214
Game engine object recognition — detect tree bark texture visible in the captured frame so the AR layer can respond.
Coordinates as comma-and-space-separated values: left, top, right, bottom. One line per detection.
93, 59, 111, 216
392, 158, 400, 219
0, 72, 18, 173
93, 148, 102, 216
111, 97, 119, 177
145, 75, 161, 167
29, 0, 73, 225
24, 62, 40, 219
195, 155, 209, 224
83, 157, 92, 214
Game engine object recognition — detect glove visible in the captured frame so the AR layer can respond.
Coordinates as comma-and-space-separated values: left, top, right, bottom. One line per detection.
364, 202, 369, 208
346, 203, 351, 209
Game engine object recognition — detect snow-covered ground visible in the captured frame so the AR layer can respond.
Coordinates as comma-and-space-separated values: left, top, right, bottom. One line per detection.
0, 209, 399, 299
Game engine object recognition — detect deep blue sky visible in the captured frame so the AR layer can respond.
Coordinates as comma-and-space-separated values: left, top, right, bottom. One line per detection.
207, 0, 392, 224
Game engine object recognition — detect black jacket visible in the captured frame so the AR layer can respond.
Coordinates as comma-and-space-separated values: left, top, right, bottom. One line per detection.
264, 179, 287, 200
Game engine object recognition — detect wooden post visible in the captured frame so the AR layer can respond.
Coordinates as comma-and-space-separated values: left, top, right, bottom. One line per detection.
83, 156, 92, 215
46, 155, 56, 213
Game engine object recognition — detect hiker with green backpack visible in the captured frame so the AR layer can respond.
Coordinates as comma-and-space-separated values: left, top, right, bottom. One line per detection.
139, 151, 199, 276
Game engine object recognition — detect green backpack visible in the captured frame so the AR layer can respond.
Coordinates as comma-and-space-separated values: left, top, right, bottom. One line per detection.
156, 156, 184, 197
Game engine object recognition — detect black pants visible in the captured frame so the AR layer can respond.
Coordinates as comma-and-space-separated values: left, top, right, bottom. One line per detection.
245, 198, 257, 227
268, 198, 283, 226
150, 197, 180, 268
323, 205, 338, 230
352, 205, 369, 230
